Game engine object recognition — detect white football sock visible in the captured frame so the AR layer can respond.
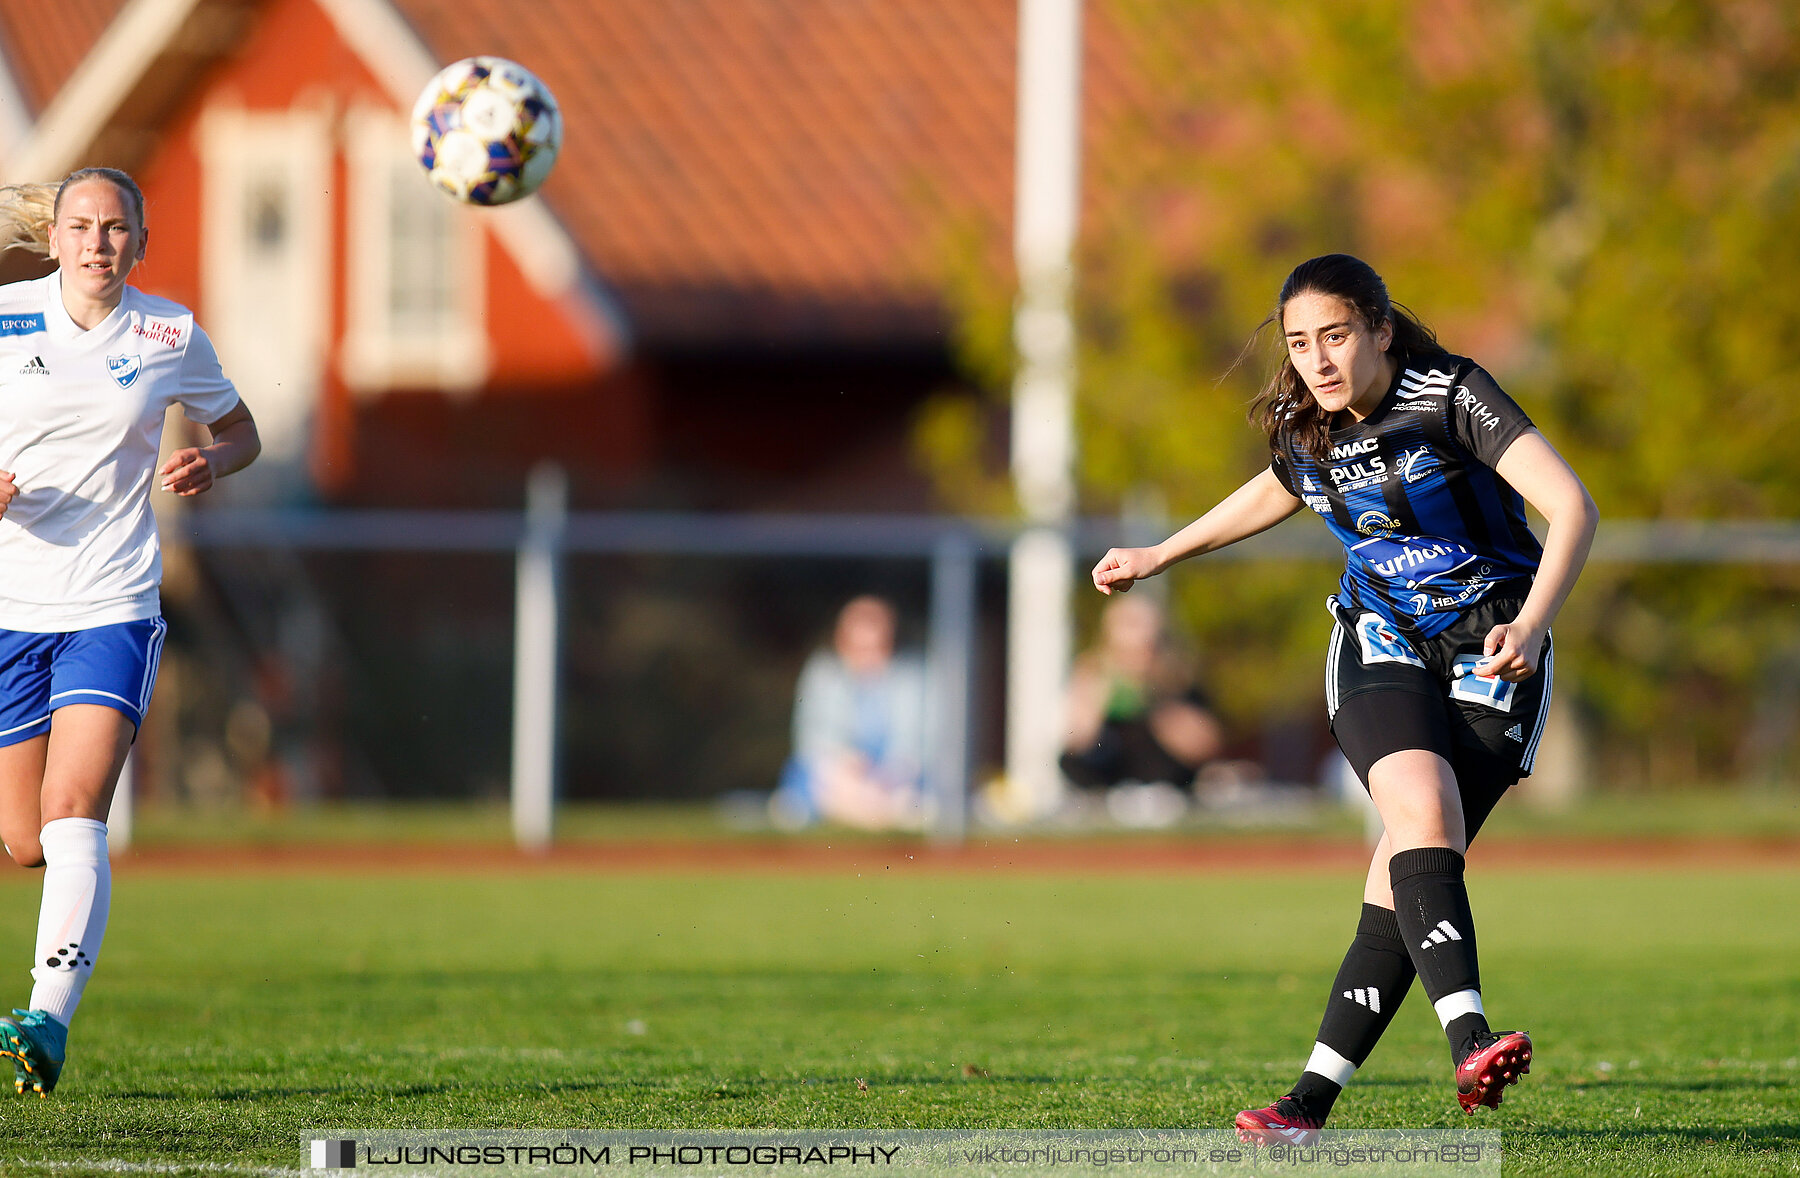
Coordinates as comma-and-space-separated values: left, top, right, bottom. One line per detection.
1304, 1041, 1359, 1087
28, 818, 110, 1028
1433, 988, 1485, 1028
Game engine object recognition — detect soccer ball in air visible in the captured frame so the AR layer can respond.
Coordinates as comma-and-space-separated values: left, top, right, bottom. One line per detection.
411, 56, 562, 206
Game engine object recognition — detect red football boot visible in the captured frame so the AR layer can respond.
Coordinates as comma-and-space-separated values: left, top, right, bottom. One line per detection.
1234, 1097, 1323, 1146
1456, 1030, 1532, 1113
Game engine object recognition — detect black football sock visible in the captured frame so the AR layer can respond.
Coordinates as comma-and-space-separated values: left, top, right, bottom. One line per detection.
1288, 903, 1417, 1121
1445, 1013, 1492, 1066
1389, 846, 1490, 1065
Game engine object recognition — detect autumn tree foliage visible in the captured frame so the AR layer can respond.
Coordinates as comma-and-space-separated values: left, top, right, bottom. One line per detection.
923, 0, 1800, 785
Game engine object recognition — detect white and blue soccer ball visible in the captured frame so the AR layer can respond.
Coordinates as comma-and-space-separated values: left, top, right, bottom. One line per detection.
410, 56, 562, 206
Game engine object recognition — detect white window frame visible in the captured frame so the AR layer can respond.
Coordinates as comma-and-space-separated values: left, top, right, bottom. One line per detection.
198, 102, 332, 475
340, 104, 489, 396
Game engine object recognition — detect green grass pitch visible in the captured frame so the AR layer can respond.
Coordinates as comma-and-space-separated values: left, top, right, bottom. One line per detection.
0, 861, 1794, 1176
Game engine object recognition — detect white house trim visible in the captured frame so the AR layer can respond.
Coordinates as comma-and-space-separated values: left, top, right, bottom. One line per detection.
340, 103, 490, 395
0, 28, 35, 156
311, 0, 630, 356
3, 0, 206, 183
198, 101, 334, 495
2, 0, 626, 364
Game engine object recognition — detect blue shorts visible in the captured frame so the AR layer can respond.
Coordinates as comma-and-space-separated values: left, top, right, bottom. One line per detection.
0, 618, 167, 747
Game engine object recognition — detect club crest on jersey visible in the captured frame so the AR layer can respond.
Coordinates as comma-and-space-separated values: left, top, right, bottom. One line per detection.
107, 353, 142, 388
1397, 448, 1435, 483
1355, 510, 1400, 538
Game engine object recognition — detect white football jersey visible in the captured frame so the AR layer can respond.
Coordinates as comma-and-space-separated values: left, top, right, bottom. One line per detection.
0, 274, 240, 632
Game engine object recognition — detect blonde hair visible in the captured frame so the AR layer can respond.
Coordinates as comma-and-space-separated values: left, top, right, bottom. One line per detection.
0, 184, 56, 256
0, 168, 147, 256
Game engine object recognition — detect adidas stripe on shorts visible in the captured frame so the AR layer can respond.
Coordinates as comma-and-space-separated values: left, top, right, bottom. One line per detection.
1324, 592, 1551, 836
0, 617, 167, 747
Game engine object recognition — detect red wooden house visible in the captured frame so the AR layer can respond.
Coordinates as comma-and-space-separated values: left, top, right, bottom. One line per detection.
0, 0, 1023, 511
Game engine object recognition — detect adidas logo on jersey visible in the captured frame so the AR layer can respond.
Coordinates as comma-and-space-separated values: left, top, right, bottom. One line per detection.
1421, 919, 1464, 949
1342, 986, 1382, 1013
18, 355, 47, 375
1505, 723, 1525, 742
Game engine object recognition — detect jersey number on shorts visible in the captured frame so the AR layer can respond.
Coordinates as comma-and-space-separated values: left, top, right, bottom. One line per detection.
1450, 655, 1517, 711
1355, 613, 1425, 668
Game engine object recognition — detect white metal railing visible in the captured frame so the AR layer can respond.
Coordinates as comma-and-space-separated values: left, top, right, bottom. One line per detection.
155, 483, 1800, 848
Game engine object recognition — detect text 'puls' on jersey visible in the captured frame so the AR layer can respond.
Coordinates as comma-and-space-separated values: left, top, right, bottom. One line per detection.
1270, 355, 1543, 639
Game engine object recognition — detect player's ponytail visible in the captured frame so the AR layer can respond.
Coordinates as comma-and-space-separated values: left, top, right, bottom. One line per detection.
1247, 254, 1446, 463
0, 183, 57, 255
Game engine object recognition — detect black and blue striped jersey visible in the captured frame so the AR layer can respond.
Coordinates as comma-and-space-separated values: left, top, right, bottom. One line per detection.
1268, 354, 1542, 639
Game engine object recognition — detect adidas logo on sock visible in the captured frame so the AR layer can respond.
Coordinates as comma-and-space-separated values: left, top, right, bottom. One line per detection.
1504, 723, 1524, 742
1342, 986, 1382, 1013
1422, 919, 1464, 949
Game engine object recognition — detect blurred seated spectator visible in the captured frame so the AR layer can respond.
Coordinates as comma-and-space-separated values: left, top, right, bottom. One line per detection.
771, 596, 926, 830
1060, 595, 1226, 809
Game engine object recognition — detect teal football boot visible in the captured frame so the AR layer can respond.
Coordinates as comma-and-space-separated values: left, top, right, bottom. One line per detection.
0, 1009, 67, 1096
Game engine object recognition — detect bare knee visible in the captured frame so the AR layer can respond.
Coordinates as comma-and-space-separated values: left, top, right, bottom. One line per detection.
4, 838, 45, 869
0, 811, 44, 868
1367, 749, 1466, 853
0, 734, 50, 866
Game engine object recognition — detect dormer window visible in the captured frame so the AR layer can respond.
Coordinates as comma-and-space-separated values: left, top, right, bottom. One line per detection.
340, 106, 489, 394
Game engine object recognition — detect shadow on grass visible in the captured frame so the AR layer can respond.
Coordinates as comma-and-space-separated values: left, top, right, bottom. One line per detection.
1567, 1076, 1800, 1095
1525, 1123, 1800, 1148
105, 1069, 1064, 1103
109, 1080, 477, 1101
110, 1078, 630, 1102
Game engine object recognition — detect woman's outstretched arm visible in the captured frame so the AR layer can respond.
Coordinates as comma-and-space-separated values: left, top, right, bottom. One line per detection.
1092, 467, 1303, 595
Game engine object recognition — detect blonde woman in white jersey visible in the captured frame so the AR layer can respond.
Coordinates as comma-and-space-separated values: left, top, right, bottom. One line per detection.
0, 167, 259, 1096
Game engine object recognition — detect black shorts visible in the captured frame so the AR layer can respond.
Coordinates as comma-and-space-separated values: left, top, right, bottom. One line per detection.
1325, 594, 1552, 834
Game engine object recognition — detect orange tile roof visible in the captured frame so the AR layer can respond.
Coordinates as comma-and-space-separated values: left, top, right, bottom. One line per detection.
0, 0, 128, 114
388, 0, 1022, 344
6, 0, 1147, 348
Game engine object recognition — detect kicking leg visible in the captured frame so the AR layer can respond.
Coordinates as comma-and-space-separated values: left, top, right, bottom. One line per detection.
1369, 749, 1485, 1060
1371, 749, 1531, 1110
1239, 634, 1454, 1144
1238, 835, 1419, 1145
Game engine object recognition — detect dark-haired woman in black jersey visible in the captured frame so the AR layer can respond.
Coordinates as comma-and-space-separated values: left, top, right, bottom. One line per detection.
1092, 254, 1597, 1142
